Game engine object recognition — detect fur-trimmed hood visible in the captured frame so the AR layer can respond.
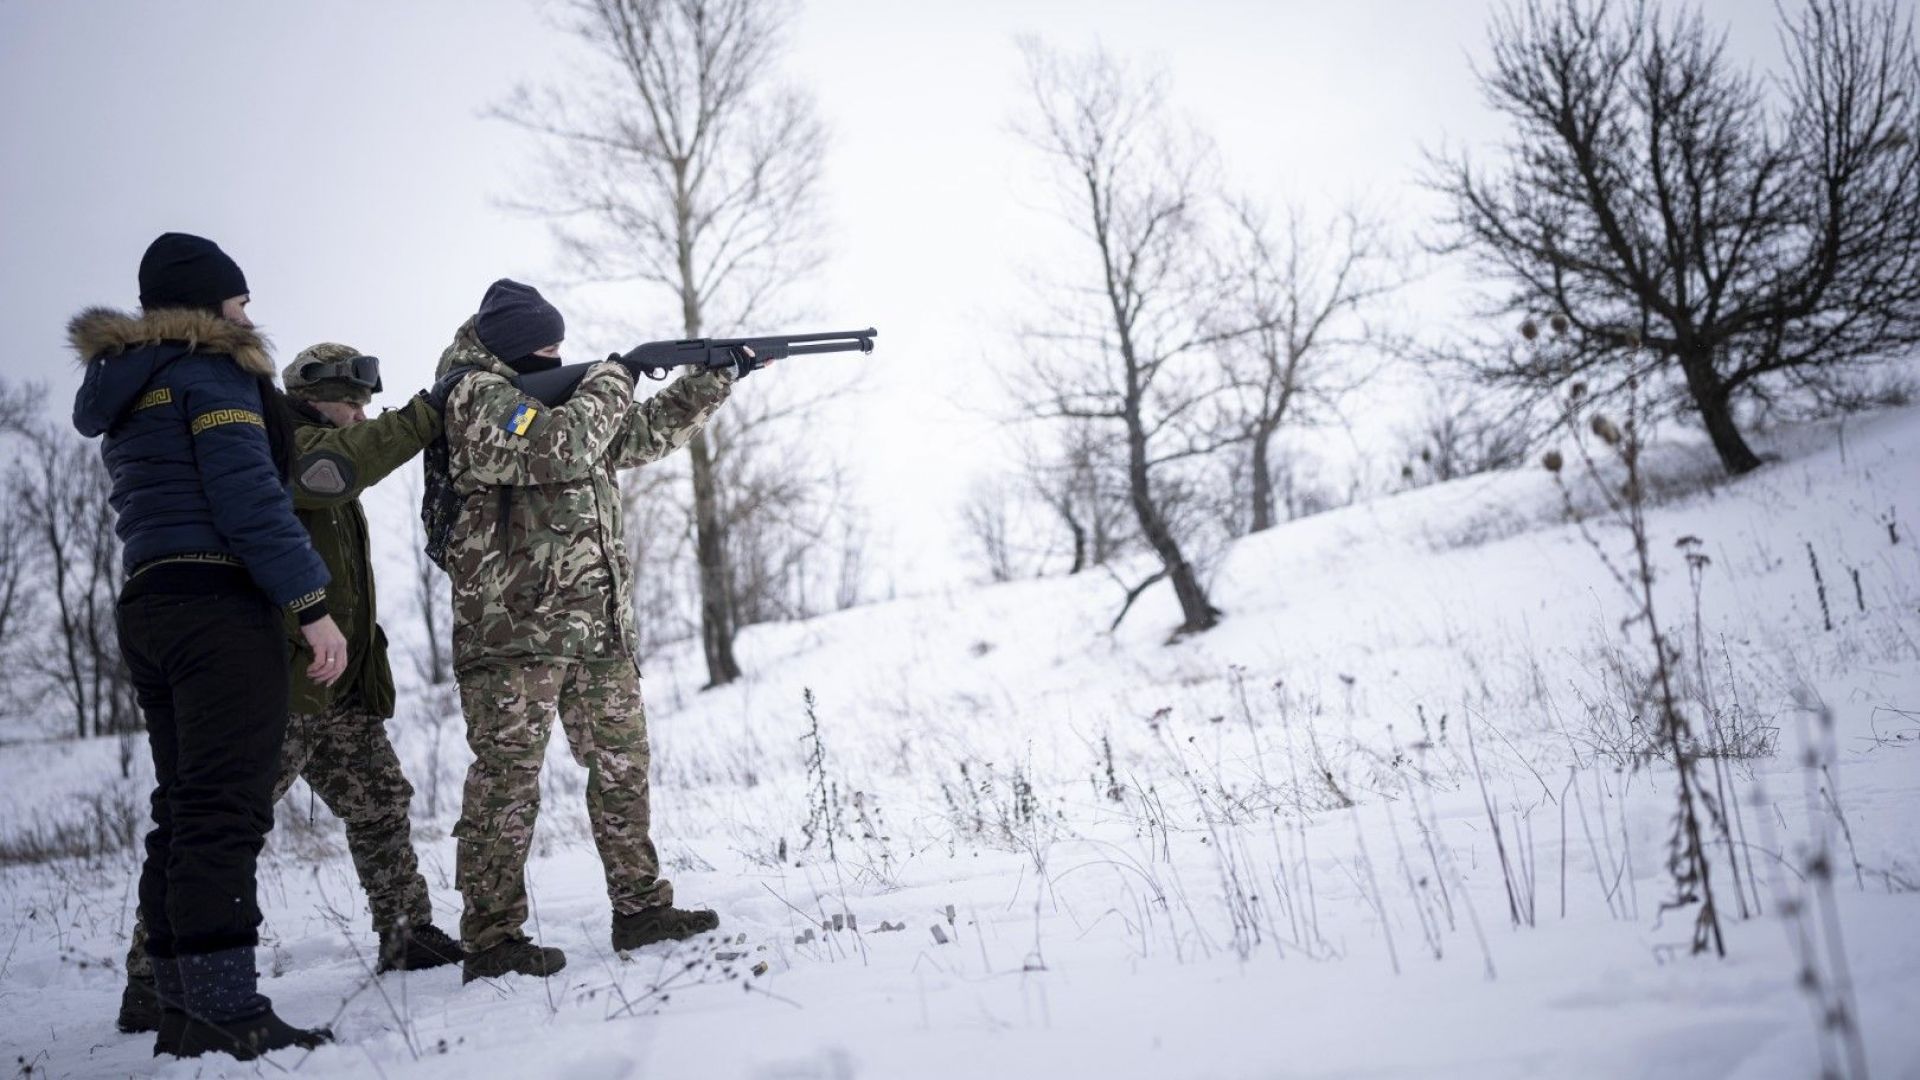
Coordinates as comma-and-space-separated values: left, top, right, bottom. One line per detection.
69, 306, 275, 439
67, 306, 274, 376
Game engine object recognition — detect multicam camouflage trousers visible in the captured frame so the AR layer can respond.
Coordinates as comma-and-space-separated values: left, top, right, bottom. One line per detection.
126, 702, 433, 977
453, 658, 671, 953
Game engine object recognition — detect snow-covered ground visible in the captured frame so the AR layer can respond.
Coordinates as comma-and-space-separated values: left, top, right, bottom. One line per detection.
3, 406, 1917, 1079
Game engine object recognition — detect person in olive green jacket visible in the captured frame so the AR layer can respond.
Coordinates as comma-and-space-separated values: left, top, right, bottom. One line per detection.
118, 343, 458, 1034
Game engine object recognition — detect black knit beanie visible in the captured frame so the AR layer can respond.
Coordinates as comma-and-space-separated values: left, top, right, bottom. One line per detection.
138, 232, 248, 312
475, 279, 565, 368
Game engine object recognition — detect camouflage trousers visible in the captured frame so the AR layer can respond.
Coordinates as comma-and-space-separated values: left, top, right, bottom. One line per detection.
453, 658, 671, 953
126, 702, 433, 977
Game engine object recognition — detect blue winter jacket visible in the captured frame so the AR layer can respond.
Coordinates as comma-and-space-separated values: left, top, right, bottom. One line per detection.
69, 306, 329, 615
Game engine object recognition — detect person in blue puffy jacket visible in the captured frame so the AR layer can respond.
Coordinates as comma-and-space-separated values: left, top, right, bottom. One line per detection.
69, 232, 342, 1061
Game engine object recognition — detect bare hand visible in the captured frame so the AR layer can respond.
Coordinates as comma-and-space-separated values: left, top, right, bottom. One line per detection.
301, 615, 350, 687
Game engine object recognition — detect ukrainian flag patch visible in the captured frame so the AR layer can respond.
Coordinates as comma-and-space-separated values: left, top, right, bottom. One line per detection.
503, 403, 539, 437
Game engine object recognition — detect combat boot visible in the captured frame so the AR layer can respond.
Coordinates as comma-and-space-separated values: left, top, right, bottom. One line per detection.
378, 923, 465, 973
611, 906, 720, 952
462, 937, 567, 983
116, 972, 161, 1034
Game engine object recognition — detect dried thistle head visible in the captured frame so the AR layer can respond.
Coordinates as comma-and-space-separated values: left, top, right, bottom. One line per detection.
1590, 414, 1622, 446
1542, 449, 1564, 473
1549, 313, 1569, 335
1520, 318, 1540, 341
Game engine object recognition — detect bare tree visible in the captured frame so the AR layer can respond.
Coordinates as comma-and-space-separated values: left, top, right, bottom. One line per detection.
0, 494, 30, 666
1022, 418, 1131, 575
497, 0, 827, 686
959, 477, 1023, 585
618, 411, 851, 660
719, 431, 845, 626
1017, 40, 1233, 636
0, 381, 45, 697
621, 459, 700, 664
961, 421, 1135, 584
1432, 0, 1920, 475
1266, 447, 1347, 522
1215, 200, 1400, 532
828, 515, 868, 612
15, 423, 135, 740
403, 474, 454, 688
1397, 383, 1534, 487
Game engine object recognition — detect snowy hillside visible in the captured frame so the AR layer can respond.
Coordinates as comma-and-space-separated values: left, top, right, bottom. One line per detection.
3, 407, 1918, 1079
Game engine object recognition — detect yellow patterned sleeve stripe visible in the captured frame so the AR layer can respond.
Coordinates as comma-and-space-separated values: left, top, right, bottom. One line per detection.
190, 408, 266, 435
286, 588, 327, 613
134, 388, 173, 411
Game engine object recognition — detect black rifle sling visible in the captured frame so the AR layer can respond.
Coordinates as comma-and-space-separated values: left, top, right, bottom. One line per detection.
420, 366, 481, 573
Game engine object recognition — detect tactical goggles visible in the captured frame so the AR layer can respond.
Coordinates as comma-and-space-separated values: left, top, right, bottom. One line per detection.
298, 354, 383, 393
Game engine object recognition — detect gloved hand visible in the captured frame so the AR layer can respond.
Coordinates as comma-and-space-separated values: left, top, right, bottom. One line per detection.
420, 369, 472, 414
607, 352, 657, 382
726, 344, 763, 379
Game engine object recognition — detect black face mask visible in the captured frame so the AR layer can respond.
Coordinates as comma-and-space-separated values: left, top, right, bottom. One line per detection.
507, 354, 561, 375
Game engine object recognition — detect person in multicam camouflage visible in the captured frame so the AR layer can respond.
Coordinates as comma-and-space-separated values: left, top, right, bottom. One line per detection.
118, 342, 462, 1034
432, 279, 761, 982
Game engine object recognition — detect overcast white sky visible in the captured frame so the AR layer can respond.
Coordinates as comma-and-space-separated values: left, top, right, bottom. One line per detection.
0, 0, 1780, 593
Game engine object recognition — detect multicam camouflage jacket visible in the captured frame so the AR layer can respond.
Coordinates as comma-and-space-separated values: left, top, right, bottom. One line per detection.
435, 318, 733, 671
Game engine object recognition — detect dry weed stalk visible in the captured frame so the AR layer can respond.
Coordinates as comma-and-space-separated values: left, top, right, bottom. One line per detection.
798, 688, 843, 863
1463, 707, 1534, 928
1542, 362, 1731, 956
1774, 692, 1870, 1079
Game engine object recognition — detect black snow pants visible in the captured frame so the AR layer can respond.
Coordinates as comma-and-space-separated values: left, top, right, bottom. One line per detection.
117, 574, 290, 959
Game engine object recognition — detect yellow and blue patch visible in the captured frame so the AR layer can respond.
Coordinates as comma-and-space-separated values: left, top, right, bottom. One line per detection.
502, 402, 540, 437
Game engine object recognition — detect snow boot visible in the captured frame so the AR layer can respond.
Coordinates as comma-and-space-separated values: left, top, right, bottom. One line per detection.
173, 1008, 333, 1061
116, 972, 161, 1034
155, 1009, 189, 1058
150, 957, 188, 1057
611, 906, 720, 952
174, 947, 331, 1061
461, 937, 567, 983
378, 922, 465, 973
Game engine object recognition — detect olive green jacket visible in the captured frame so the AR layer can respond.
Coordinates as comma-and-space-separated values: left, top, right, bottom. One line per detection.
284, 395, 442, 717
